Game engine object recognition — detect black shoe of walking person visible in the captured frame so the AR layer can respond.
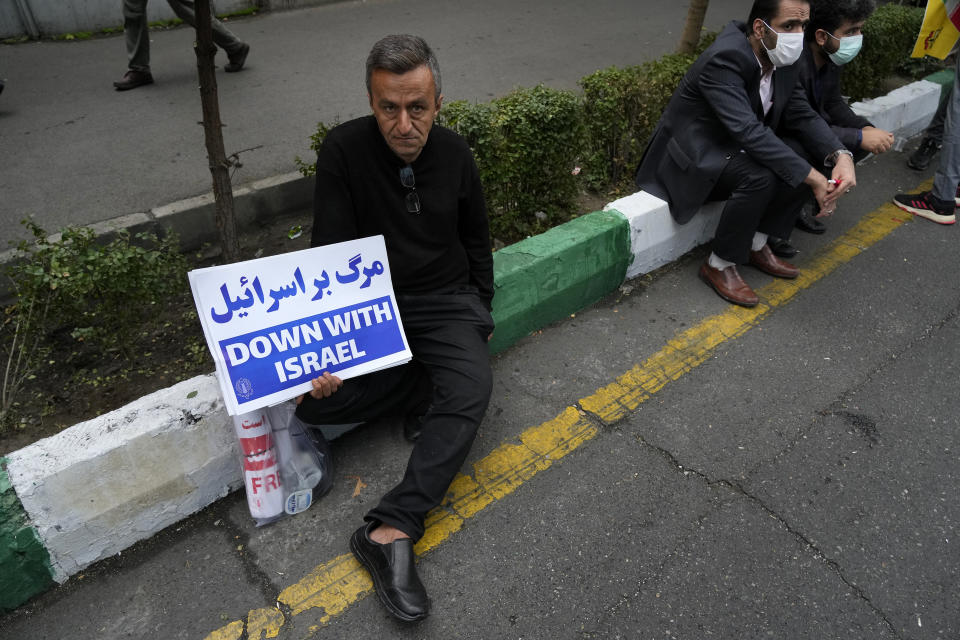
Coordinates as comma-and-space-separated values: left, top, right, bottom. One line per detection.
350, 522, 430, 622
907, 137, 941, 171
224, 43, 250, 72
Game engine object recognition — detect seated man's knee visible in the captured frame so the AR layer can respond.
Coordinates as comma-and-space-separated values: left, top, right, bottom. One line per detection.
736, 164, 779, 196
436, 363, 492, 422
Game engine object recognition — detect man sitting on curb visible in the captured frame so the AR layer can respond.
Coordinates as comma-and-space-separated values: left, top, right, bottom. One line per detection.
295, 34, 495, 622
635, 0, 856, 308
768, 0, 892, 258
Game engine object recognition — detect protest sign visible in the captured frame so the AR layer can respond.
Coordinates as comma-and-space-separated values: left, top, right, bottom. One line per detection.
188, 235, 411, 415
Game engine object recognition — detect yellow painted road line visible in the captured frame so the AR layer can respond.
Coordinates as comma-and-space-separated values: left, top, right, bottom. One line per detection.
203, 201, 912, 639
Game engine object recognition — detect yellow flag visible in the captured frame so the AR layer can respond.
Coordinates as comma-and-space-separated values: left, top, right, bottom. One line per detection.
912, 0, 960, 59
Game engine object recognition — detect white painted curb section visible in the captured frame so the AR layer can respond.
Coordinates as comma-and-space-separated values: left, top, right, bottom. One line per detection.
851, 79, 942, 145
6, 375, 237, 582
605, 193, 721, 279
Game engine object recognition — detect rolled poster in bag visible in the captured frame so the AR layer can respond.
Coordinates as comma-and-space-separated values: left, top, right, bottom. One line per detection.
233, 411, 285, 525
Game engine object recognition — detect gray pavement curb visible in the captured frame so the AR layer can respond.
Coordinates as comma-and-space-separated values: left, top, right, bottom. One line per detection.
0, 171, 313, 303
0, 74, 949, 612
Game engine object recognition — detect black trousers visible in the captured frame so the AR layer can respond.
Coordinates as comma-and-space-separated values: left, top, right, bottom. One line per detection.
707, 150, 809, 263
295, 288, 495, 540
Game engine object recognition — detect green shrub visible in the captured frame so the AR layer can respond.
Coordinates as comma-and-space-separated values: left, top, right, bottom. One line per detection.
580, 54, 694, 191
842, 3, 927, 101
294, 121, 333, 177
1, 221, 188, 426
440, 85, 585, 242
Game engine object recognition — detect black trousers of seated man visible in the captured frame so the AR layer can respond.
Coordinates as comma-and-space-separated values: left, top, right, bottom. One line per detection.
295, 288, 495, 541
707, 150, 811, 264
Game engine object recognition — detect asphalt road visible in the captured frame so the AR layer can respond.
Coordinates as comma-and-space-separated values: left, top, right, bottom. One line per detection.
1, 136, 958, 639
0, 0, 744, 245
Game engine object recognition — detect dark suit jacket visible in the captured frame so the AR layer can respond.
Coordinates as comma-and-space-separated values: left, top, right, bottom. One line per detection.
796, 46, 872, 153
635, 21, 843, 224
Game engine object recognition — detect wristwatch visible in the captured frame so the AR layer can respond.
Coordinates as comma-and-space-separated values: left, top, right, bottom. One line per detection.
825, 148, 854, 167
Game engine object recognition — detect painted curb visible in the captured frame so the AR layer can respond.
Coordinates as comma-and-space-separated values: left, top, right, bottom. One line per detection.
0, 72, 951, 612
0, 457, 54, 611
489, 210, 631, 354
850, 79, 941, 145
605, 192, 722, 280
4, 376, 235, 585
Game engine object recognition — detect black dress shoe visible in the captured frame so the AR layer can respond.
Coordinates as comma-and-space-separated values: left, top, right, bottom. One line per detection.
794, 209, 826, 234
768, 237, 799, 258
113, 69, 153, 91
350, 523, 429, 622
224, 43, 250, 72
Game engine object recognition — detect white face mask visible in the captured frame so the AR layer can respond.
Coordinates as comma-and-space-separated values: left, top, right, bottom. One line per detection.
760, 19, 805, 68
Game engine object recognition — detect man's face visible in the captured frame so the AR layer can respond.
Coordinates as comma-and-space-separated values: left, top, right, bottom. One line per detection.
817, 18, 865, 53
368, 65, 442, 164
755, 0, 810, 46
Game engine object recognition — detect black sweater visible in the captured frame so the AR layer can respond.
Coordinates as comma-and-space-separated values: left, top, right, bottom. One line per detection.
311, 115, 494, 309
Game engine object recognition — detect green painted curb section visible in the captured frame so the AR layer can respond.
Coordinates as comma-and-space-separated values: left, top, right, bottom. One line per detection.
489, 210, 631, 354
923, 69, 955, 89
0, 457, 55, 613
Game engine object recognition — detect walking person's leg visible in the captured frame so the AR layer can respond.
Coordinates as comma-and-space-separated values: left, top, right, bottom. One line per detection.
166, 0, 250, 70
114, 0, 155, 90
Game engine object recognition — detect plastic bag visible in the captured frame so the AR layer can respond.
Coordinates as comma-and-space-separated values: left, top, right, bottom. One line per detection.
233, 401, 334, 526
266, 400, 334, 516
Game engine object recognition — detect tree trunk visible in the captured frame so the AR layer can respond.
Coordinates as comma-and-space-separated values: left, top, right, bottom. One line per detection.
194, 0, 240, 263
677, 0, 710, 55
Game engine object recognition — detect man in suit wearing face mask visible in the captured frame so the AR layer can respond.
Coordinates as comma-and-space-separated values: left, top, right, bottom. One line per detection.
768, 0, 891, 256
635, 0, 857, 308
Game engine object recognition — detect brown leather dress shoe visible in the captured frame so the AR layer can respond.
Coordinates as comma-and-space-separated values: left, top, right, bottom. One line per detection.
113, 69, 153, 91
749, 245, 799, 279
698, 262, 758, 307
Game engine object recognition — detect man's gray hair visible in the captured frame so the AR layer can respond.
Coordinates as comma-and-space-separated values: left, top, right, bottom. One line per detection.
365, 34, 442, 101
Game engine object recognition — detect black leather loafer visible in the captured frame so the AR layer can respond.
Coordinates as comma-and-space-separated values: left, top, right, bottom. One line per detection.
795, 209, 826, 234
768, 237, 799, 258
350, 523, 429, 622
